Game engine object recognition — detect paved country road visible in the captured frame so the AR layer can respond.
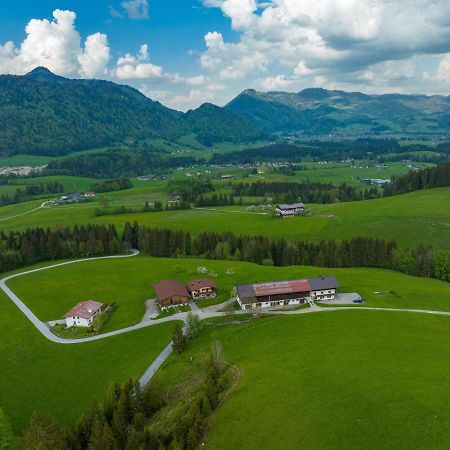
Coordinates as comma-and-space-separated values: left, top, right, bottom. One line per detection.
3, 251, 450, 384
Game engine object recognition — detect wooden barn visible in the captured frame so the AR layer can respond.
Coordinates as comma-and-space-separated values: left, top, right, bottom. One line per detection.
154, 279, 190, 308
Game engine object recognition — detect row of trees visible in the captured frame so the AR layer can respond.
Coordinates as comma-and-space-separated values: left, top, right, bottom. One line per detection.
0, 222, 448, 281
0, 224, 121, 272
90, 178, 133, 193
0, 181, 64, 207
46, 149, 202, 178
125, 223, 449, 282
384, 162, 450, 196
232, 181, 380, 203
18, 345, 231, 449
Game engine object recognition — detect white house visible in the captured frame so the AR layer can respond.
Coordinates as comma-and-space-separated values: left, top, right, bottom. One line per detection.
64, 300, 104, 327
276, 203, 304, 218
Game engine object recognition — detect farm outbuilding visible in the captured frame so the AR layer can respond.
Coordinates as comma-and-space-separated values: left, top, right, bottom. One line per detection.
154, 279, 190, 307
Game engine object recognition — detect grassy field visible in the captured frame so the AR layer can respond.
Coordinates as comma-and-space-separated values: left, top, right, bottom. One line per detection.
7, 255, 450, 332
2, 254, 450, 436
158, 311, 450, 449
0, 187, 449, 250
0, 283, 177, 433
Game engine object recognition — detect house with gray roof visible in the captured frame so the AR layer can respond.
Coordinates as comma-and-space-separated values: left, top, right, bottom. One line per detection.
236, 276, 339, 309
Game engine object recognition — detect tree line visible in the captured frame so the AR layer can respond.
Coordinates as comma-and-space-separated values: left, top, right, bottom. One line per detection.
384, 162, 450, 196
46, 149, 203, 178
90, 178, 133, 193
232, 181, 380, 203
0, 222, 448, 281
0, 181, 64, 207
0, 224, 121, 273
209, 140, 431, 165
127, 223, 449, 282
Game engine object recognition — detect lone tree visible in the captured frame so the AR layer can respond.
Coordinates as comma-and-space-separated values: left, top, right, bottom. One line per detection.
172, 324, 186, 355
186, 312, 203, 340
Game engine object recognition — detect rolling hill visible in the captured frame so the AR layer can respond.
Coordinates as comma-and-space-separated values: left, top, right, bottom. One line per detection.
0, 67, 263, 156
226, 87, 450, 136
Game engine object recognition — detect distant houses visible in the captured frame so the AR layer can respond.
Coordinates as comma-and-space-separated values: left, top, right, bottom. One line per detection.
236, 276, 339, 310
168, 195, 181, 204
276, 203, 304, 218
64, 300, 104, 327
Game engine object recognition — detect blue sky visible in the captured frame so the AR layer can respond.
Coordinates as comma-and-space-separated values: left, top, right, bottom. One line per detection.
0, 1, 450, 110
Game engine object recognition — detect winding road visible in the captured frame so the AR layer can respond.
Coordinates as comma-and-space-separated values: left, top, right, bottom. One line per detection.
2, 251, 450, 384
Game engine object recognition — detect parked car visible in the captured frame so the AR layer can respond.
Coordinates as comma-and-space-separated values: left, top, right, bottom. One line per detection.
353, 298, 364, 303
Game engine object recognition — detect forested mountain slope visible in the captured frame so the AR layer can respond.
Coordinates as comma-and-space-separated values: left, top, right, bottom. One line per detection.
226, 88, 450, 136
0, 67, 262, 156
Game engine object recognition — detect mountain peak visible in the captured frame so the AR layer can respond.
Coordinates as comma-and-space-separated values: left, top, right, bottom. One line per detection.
25, 66, 65, 82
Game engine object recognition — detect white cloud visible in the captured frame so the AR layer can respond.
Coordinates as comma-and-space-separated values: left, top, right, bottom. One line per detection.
120, 0, 149, 19
201, 0, 450, 93
78, 33, 110, 78
114, 44, 163, 79
0, 9, 110, 78
258, 75, 296, 91
436, 53, 450, 85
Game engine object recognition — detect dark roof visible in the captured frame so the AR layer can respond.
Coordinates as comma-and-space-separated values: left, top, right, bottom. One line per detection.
64, 300, 103, 319
276, 203, 304, 210
236, 284, 256, 302
188, 278, 217, 291
307, 276, 339, 291
154, 279, 189, 301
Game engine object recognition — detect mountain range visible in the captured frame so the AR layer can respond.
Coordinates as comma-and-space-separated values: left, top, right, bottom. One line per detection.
226, 88, 450, 136
0, 67, 263, 156
1, 68, 449, 157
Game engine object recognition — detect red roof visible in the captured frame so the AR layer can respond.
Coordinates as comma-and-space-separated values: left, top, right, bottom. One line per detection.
252, 279, 311, 297
154, 279, 189, 301
64, 300, 103, 319
188, 278, 217, 291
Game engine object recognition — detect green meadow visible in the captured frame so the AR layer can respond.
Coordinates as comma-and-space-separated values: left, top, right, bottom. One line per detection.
159, 311, 450, 449
0, 285, 177, 433
2, 254, 450, 436
0, 186, 449, 250
8, 255, 450, 332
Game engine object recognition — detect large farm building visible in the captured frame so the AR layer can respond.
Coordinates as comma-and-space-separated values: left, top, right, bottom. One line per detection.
236, 276, 339, 309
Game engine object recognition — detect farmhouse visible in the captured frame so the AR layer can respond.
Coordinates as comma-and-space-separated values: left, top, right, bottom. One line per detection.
188, 278, 217, 299
236, 276, 339, 309
168, 195, 181, 204
154, 279, 189, 307
64, 300, 104, 327
276, 203, 304, 218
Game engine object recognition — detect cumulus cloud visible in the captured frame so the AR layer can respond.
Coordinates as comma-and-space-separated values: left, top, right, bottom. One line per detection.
114, 44, 163, 79
436, 53, 450, 85
201, 0, 450, 92
0, 9, 110, 78
120, 0, 149, 19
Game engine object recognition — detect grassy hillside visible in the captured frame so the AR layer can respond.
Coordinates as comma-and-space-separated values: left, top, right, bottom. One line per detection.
0, 284, 177, 432
165, 311, 450, 449
8, 256, 450, 332
0, 187, 449, 250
